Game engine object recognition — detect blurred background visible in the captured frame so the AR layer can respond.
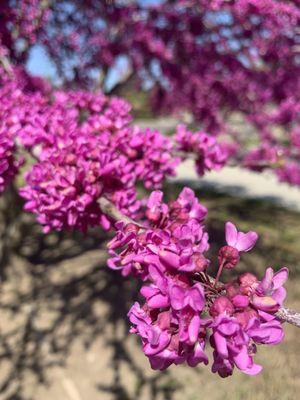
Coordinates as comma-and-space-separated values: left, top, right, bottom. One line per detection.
1, 1, 300, 399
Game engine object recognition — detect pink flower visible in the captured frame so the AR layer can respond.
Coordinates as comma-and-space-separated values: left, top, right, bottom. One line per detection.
109, 189, 289, 377
211, 315, 263, 377
0, 127, 22, 193
225, 222, 258, 252
251, 267, 288, 312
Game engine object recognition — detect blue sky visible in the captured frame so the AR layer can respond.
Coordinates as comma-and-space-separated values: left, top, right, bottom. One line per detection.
26, 0, 164, 84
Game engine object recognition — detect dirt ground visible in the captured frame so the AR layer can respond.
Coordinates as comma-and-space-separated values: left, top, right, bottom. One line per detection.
0, 185, 300, 400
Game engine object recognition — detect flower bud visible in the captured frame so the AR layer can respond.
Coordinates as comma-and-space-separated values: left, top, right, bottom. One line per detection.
234, 308, 259, 328
124, 223, 140, 233
239, 272, 258, 295
193, 253, 209, 272
232, 294, 249, 309
225, 281, 240, 299
146, 208, 161, 223
218, 245, 240, 269
210, 296, 234, 317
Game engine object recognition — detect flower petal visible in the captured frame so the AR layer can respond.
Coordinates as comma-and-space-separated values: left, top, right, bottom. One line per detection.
235, 231, 258, 252
225, 221, 238, 247
272, 267, 289, 290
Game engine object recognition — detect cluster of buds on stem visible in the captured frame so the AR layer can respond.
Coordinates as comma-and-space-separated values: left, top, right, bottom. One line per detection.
107, 188, 289, 377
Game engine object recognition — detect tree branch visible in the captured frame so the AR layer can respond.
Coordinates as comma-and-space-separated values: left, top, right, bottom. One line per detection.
0, 54, 13, 76
98, 196, 300, 329
275, 308, 300, 328
98, 196, 145, 228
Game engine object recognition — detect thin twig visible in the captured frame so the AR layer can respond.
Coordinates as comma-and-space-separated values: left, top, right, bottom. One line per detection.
275, 308, 300, 328
0, 55, 13, 76
97, 197, 145, 228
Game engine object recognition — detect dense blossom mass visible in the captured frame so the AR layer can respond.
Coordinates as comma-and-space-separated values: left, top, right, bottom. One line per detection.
2, 0, 300, 185
1, 1, 300, 186
175, 124, 236, 175
0, 126, 22, 194
108, 188, 288, 376
0, 66, 235, 231
16, 90, 181, 232
0, 0, 297, 380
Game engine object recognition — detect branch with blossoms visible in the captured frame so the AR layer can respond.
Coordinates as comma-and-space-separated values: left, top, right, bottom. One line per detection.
0, 64, 300, 379
100, 189, 298, 377
1, 1, 300, 187
99, 195, 300, 327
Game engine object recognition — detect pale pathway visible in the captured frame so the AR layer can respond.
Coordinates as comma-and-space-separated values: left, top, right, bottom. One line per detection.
175, 160, 300, 211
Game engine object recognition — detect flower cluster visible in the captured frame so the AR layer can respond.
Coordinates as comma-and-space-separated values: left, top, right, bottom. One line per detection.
2, 0, 300, 190
6, 79, 180, 231
118, 128, 180, 189
20, 130, 138, 233
108, 188, 288, 377
0, 127, 22, 194
175, 125, 235, 175
108, 188, 209, 277
276, 163, 300, 187
243, 144, 284, 172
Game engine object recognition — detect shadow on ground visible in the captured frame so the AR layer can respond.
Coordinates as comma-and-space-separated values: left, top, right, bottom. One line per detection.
0, 182, 300, 399
0, 221, 181, 399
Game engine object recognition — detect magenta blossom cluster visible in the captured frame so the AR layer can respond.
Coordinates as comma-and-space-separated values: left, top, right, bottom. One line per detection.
5, 79, 180, 231
108, 188, 209, 278
118, 128, 180, 189
276, 162, 300, 187
2, 1, 300, 191
243, 144, 284, 172
175, 125, 236, 175
20, 129, 138, 233
0, 127, 22, 194
108, 188, 288, 377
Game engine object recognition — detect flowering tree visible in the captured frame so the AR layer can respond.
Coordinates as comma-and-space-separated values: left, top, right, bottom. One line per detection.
2, 0, 300, 184
1, 0, 300, 379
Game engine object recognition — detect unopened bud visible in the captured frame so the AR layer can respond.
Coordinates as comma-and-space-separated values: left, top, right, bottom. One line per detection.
124, 223, 140, 233
239, 272, 258, 295
193, 253, 209, 272
218, 245, 240, 270
225, 282, 240, 299
210, 296, 234, 317
146, 208, 161, 223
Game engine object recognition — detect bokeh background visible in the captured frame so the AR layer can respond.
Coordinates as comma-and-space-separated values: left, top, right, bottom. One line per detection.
1, 1, 300, 399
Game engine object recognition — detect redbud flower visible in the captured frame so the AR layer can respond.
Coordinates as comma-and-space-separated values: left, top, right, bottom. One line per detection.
225, 222, 258, 252
113, 190, 289, 377
0, 127, 22, 193
210, 297, 234, 317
